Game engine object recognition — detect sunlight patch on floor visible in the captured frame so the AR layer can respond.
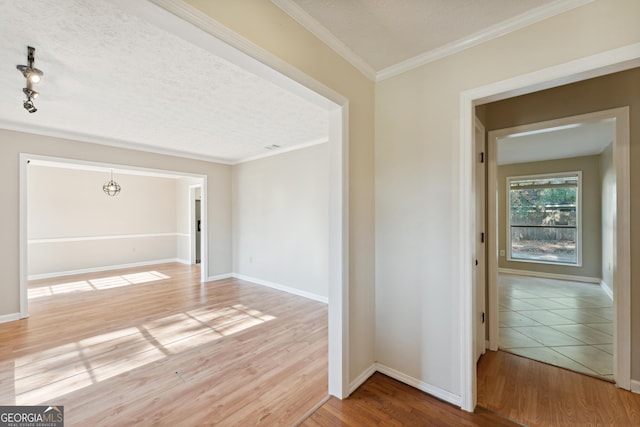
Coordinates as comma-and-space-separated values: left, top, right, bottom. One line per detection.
13, 305, 276, 404
28, 271, 171, 299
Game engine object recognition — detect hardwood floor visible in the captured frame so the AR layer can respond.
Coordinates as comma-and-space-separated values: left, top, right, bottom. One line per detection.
478, 350, 640, 426
4, 263, 639, 426
303, 351, 640, 426
0, 263, 328, 426
301, 372, 520, 426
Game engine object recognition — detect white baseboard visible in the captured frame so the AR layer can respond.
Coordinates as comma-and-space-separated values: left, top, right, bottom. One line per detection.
631, 380, 640, 394
0, 312, 25, 324
206, 273, 233, 282
232, 274, 328, 304
375, 363, 462, 407
498, 268, 600, 284
28, 259, 182, 280
349, 363, 377, 394
346, 363, 463, 407
176, 258, 192, 265
600, 280, 613, 301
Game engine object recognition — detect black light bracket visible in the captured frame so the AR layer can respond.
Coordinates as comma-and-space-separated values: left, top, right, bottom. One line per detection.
17, 46, 43, 113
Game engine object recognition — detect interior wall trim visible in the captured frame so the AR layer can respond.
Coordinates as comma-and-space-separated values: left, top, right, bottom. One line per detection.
27, 258, 181, 281
375, 363, 462, 407
0, 313, 23, 324
600, 280, 613, 301
28, 232, 181, 244
232, 273, 328, 304
206, 273, 233, 282
347, 362, 467, 407
497, 268, 601, 284
349, 363, 377, 394
270, 0, 377, 81
376, 0, 594, 81
273, 0, 593, 83
235, 138, 328, 165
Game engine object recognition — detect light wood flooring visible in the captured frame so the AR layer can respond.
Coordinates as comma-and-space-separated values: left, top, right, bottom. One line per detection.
478, 350, 640, 426
5, 263, 639, 426
0, 263, 328, 426
301, 372, 519, 426
302, 350, 640, 426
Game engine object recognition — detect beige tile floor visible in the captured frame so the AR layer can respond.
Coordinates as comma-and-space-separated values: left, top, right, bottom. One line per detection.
499, 274, 614, 380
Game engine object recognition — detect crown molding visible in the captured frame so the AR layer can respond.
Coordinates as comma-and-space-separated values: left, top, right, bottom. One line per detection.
2, 119, 326, 167
234, 138, 328, 165
153, 0, 592, 85
271, 0, 377, 81
377, 0, 594, 81
0, 119, 234, 165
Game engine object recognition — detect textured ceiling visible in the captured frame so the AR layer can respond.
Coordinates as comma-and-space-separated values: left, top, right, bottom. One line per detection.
497, 120, 614, 165
282, 0, 576, 72
0, 0, 329, 164
1, 0, 594, 165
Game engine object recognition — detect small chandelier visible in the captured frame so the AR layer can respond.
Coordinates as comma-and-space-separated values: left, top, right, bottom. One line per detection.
16, 46, 44, 113
103, 170, 121, 196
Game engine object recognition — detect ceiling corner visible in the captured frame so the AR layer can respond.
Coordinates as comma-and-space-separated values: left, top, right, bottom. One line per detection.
271, 0, 377, 81
377, 0, 596, 82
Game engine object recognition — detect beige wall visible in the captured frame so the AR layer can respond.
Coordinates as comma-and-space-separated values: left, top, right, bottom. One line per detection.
0, 128, 232, 317
28, 166, 181, 277
482, 66, 640, 380
232, 144, 328, 299
498, 155, 602, 278
183, 0, 377, 382
376, 0, 640, 397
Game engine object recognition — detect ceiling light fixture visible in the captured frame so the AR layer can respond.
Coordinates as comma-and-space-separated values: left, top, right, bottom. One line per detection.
505, 123, 582, 139
103, 169, 122, 196
16, 46, 43, 113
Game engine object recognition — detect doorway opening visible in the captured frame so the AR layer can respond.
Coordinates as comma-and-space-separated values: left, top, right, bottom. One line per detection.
190, 185, 202, 265
10, 0, 350, 402
129, 2, 351, 399
20, 155, 209, 312
485, 110, 624, 382
460, 46, 639, 412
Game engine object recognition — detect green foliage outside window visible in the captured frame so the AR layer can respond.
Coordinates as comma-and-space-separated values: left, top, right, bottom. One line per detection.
508, 173, 579, 265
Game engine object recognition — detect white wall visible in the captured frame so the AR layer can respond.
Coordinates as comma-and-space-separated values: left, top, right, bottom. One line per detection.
600, 143, 615, 292
375, 0, 640, 400
232, 144, 329, 300
28, 166, 180, 277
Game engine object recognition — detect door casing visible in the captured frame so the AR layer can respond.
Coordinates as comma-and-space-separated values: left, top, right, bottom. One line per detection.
459, 43, 639, 412
486, 108, 630, 389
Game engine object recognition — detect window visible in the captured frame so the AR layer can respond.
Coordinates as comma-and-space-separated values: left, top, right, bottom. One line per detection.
507, 172, 581, 266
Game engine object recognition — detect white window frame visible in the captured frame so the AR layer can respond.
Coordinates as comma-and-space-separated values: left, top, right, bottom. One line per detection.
506, 171, 583, 267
